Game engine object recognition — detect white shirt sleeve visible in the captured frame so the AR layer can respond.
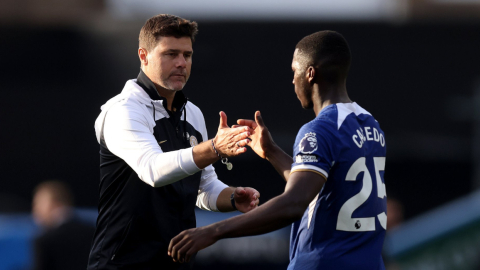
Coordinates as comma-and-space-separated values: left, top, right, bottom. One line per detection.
196, 165, 228, 211
103, 99, 201, 188
187, 105, 229, 212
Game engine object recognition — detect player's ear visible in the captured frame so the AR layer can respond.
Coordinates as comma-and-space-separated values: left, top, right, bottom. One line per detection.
138, 47, 148, 66
307, 66, 315, 84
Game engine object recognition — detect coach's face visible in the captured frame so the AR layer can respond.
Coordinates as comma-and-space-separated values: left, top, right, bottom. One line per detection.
292, 49, 313, 109
142, 36, 193, 91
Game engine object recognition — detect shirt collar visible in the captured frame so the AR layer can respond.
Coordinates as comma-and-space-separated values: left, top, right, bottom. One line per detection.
136, 69, 163, 101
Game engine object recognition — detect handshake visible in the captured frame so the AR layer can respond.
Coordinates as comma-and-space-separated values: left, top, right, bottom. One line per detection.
193, 110, 277, 170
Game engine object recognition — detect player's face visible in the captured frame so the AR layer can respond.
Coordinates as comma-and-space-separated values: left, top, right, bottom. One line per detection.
292, 50, 313, 109
145, 36, 193, 91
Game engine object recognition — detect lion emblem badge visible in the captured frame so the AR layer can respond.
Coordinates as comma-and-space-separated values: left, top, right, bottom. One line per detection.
299, 132, 318, 154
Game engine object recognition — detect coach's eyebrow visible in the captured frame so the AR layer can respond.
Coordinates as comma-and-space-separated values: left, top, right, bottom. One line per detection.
164, 49, 193, 54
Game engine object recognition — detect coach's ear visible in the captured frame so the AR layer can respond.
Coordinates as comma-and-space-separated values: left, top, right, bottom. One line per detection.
138, 47, 148, 66
307, 66, 315, 84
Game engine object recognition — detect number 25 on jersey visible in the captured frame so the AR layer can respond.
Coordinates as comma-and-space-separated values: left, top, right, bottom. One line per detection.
337, 157, 387, 232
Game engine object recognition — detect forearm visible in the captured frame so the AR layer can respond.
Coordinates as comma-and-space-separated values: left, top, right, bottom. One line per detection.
139, 148, 201, 187
168, 172, 323, 262
215, 187, 236, 212
266, 145, 293, 182
210, 192, 304, 239
192, 139, 220, 169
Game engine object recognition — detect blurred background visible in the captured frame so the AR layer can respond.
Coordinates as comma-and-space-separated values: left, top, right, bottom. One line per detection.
1, 0, 480, 269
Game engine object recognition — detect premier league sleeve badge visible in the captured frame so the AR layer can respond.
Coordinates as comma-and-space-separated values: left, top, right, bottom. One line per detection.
296, 132, 320, 163
299, 132, 318, 154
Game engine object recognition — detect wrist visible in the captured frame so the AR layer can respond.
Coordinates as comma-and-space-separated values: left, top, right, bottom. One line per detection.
230, 191, 237, 211
210, 139, 221, 161
210, 222, 224, 241
211, 138, 233, 170
265, 143, 280, 161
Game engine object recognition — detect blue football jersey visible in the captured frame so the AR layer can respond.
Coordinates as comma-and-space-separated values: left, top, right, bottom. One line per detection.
288, 102, 387, 270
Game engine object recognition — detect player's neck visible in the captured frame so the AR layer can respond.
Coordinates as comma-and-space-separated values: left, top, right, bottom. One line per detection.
312, 83, 351, 116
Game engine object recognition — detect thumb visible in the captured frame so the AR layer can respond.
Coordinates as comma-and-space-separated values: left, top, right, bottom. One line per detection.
235, 187, 246, 197
218, 111, 229, 129
255, 111, 265, 128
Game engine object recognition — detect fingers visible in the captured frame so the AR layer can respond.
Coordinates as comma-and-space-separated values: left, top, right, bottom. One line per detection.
237, 119, 258, 129
255, 111, 265, 127
168, 233, 182, 257
236, 138, 251, 148
235, 187, 259, 202
235, 147, 247, 155
250, 195, 260, 210
235, 187, 246, 197
184, 249, 194, 263
232, 132, 250, 154
169, 232, 194, 264
250, 197, 260, 208
233, 187, 261, 213
214, 125, 254, 157
168, 234, 180, 262
176, 240, 192, 263
246, 188, 260, 208
218, 111, 229, 129
233, 132, 251, 145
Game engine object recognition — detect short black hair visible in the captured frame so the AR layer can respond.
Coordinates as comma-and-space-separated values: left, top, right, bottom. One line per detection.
295, 31, 351, 83
139, 14, 198, 52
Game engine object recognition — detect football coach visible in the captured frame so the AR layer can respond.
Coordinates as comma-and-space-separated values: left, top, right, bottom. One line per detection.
88, 14, 260, 270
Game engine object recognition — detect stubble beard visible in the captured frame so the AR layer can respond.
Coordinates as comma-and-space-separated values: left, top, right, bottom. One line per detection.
161, 76, 188, 92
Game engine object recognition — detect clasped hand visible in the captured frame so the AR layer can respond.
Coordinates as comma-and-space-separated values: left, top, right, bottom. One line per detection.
213, 111, 254, 157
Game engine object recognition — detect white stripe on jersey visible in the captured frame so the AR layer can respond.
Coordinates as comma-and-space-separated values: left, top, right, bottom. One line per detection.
336, 102, 372, 130
308, 194, 319, 229
291, 164, 329, 178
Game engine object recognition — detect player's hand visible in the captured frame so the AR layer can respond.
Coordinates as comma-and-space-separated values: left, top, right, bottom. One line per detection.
236, 111, 276, 159
233, 187, 260, 213
214, 111, 254, 157
168, 226, 217, 264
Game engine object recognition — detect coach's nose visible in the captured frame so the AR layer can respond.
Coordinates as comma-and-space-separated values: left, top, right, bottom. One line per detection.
176, 55, 187, 68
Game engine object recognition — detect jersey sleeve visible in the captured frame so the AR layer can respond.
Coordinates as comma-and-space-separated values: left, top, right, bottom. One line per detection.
291, 120, 338, 180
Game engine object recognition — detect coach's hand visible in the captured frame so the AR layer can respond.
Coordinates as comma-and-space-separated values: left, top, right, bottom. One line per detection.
236, 111, 276, 159
192, 112, 254, 170
168, 226, 217, 264
233, 187, 260, 213
214, 111, 253, 157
